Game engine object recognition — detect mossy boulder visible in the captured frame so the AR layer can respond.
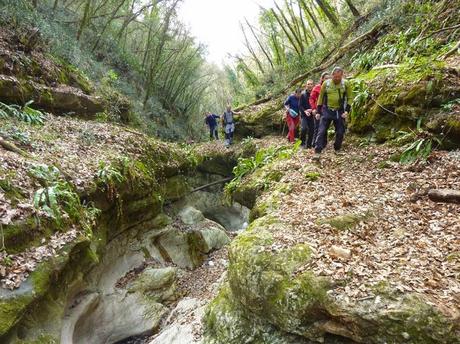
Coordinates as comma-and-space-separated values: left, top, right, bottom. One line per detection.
234, 99, 285, 138
0, 75, 104, 116
317, 211, 373, 231
204, 285, 314, 344
129, 267, 178, 302
232, 161, 284, 209
349, 61, 460, 147
205, 215, 460, 343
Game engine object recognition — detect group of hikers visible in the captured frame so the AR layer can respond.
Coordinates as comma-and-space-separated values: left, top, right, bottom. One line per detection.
204, 106, 240, 147
204, 66, 351, 159
284, 66, 352, 160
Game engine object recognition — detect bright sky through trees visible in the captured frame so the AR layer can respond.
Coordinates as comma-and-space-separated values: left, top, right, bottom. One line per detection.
178, 0, 276, 65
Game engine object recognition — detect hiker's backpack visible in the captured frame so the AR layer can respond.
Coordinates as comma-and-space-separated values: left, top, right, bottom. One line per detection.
323, 79, 348, 111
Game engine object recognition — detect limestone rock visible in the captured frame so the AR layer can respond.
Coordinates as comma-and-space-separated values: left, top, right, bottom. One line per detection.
179, 206, 205, 225
203, 215, 460, 344
129, 267, 178, 302
0, 74, 104, 115
150, 298, 205, 344
329, 245, 352, 260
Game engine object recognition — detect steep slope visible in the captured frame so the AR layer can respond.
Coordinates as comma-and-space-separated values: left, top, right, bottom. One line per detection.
204, 143, 460, 343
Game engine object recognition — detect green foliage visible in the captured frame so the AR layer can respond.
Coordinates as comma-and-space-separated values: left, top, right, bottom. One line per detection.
0, 127, 31, 146
351, 80, 371, 118
30, 164, 80, 227
226, 140, 301, 194
0, 101, 45, 125
396, 119, 440, 164
95, 161, 125, 200
441, 98, 460, 112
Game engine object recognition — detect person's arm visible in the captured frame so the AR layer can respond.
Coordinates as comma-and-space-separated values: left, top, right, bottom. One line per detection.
315, 83, 327, 119
310, 87, 319, 109
344, 81, 352, 113
284, 96, 291, 110
213, 114, 220, 119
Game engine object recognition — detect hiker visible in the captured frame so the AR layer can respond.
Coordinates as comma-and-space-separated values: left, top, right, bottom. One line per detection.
284, 88, 302, 143
222, 106, 239, 146
314, 67, 352, 160
205, 112, 220, 140
299, 80, 315, 148
309, 72, 330, 146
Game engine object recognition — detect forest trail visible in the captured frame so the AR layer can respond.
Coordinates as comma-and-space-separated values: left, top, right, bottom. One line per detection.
262, 142, 459, 315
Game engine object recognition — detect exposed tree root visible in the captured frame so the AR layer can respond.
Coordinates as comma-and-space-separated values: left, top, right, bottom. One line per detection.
0, 137, 31, 158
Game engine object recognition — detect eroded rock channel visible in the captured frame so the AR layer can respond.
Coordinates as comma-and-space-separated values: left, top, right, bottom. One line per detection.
68, 190, 248, 344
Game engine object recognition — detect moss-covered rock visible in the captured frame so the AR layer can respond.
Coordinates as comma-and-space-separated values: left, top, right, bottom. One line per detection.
204, 285, 314, 344
349, 61, 460, 147
234, 97, 285, 138
0, 75, 104, 116
204, 213, 460, 343
317, 211, 373, 231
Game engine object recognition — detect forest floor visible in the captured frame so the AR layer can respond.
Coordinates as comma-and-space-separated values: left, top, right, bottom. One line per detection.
256, 139, 460, 318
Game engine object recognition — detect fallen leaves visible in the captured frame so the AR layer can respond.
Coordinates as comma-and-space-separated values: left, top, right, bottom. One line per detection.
0, 228, 78, 290
263, 142, 460, 316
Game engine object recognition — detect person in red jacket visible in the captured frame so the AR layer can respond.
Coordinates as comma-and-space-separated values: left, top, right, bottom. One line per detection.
309, 72, 330, 145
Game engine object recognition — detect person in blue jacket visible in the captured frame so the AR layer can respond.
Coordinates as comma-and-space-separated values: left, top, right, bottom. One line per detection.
205, 112, 220, 140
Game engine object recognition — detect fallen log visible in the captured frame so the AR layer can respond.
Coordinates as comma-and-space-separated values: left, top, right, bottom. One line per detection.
428, 189, 460, 204
189, 177, 233, 193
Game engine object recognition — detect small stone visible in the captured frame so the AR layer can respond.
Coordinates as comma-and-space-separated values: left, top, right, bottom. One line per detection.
402, 332, 410, 339
208, 261, 215, 267
329, 245, 352, 260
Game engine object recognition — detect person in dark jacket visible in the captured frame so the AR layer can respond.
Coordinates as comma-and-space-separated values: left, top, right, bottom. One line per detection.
299, 80, 315, 148
205, 112, 220, 140
284, 88, 302, 143
314, 67, 352, 161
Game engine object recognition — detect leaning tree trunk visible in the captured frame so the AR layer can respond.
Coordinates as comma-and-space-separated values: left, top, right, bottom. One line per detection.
344, 0, 361, 17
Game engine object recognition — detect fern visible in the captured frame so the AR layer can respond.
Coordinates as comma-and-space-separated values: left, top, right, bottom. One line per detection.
225, 140, 301, 195
396, 119, 440, 164
30, 164, 83, 227
0, 101, 45, 125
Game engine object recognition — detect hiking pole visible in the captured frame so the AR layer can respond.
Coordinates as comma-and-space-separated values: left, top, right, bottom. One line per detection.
281, 118, 287, 137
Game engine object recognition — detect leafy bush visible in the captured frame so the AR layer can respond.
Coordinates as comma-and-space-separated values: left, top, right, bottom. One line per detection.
0, 101, 45, 125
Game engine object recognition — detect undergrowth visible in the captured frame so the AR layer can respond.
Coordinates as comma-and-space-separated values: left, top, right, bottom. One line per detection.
395, 119, 440, 164
225, 140, 301, 196
30, 164, 99, 232
0, 101, 45, 125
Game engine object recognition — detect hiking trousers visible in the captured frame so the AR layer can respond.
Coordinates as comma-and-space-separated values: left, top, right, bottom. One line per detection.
225, 123, 235, 145
209, 126, 218, 140
286, 115, 299, 143
300, 115, 315, 148
315, 109, 346, 153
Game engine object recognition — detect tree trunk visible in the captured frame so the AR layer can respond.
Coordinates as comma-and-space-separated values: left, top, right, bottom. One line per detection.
76, 0, 91, 41
344, 0, 361, 17
315, 0, 339, 26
